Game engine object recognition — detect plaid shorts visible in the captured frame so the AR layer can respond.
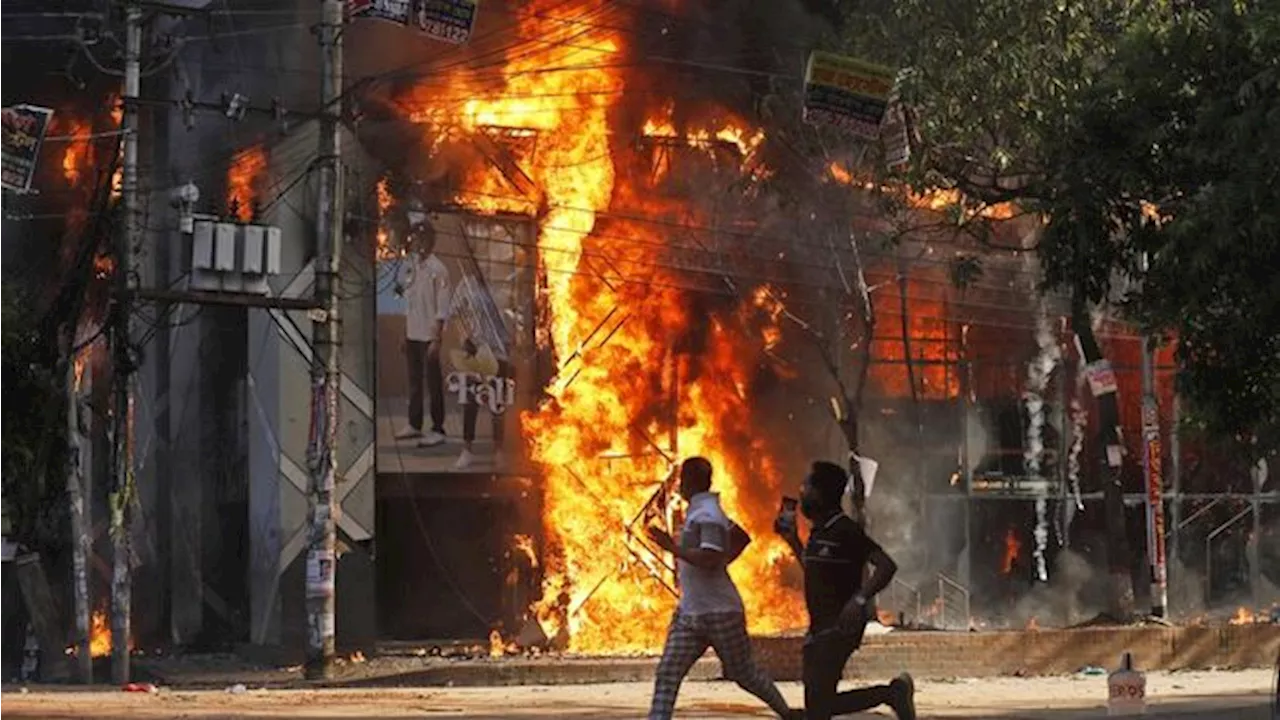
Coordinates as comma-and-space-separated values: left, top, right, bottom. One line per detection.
648, 611, 789, 719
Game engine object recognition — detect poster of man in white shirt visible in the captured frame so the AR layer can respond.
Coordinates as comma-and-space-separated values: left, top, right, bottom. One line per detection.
393, 211, 451, 447
375, 208, 537, 477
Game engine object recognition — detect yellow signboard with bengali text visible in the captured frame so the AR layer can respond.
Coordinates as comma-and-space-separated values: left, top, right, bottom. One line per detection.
803, 51, 897, 139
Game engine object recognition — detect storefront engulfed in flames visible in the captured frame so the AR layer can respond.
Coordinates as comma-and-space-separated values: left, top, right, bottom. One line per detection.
372, 0, 825, 653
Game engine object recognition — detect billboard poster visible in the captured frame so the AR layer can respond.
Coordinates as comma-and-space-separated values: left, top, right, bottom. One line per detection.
803, 51, 896, 139
414, 0, 478, 44
349, 0, 412, 25
2, 104, 54, 192
349, 0, 477, 43
376, 211, 537, 476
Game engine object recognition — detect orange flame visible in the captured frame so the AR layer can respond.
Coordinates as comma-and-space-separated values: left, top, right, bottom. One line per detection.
1228, 607, 1255, 625
60, 118, 93, 188
872, 276, 960, 399
375, 176, 396, 260
827, 161, 1016, 220
227, 145, 267, 222
73, 354, 87, 392
1001, 527, 1022, 575
89, 610, 112, 658
513, 534, 538, 569
400, 2, 805, 653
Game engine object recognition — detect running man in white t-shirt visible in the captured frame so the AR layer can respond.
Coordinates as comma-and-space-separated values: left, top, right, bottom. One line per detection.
644, 457, 798, 719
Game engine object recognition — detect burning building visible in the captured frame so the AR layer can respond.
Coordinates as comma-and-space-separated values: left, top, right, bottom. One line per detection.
6, 0, 1275, 674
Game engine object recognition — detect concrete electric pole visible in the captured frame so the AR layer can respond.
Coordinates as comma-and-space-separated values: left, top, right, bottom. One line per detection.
304, 0, 345, 680
1140, 252, 1168, 620
110, 0, 143, 685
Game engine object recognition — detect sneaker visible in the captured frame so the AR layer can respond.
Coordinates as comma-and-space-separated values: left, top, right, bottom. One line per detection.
454, 449, 475, 469
394, 426, 422, 441
418, 431, 446, 448
890, 672, 916, 720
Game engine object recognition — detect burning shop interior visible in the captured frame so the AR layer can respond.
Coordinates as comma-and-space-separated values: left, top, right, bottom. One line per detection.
3, 0, 1276, 674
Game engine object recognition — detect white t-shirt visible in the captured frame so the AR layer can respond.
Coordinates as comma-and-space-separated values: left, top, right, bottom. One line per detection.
398, 253, 451, 342
676, 492, 745, 616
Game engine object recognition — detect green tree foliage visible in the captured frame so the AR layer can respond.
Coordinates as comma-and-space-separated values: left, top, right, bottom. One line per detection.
1039, 1, 1280, 453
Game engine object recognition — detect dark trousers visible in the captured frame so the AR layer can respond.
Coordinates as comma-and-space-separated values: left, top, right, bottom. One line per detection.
802, 630, 893, 719
461, 360, 509, 446
406, 339, 444, 434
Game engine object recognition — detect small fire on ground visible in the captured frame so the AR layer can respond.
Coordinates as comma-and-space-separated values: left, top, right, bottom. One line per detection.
1227, 607, 1257, 625
70, 609, 132, 659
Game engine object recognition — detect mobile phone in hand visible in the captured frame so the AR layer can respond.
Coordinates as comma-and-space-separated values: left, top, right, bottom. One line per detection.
776, 496, 798, 533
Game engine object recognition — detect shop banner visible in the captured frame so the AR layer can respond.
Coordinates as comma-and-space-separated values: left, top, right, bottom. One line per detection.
2, 104, 54, 192
803, 51, 896, 139
349, 0, 477, 44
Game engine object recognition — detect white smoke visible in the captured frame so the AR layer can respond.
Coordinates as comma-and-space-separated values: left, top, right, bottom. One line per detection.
1024, 297, 1061, 583
1064, 376, 1088, 542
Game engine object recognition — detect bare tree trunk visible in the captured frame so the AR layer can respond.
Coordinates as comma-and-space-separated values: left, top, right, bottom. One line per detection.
1072, 290, 1135, 618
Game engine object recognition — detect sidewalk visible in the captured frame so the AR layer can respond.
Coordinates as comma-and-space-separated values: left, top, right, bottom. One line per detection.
3, 670, 1276, 719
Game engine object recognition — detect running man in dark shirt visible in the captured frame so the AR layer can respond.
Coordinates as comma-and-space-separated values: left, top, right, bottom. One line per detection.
775, 461, 916, 720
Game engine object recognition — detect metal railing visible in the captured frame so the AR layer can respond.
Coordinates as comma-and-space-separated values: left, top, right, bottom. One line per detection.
936, 572, 971, 630
1204, 506, 1253, 606
879, 577, 922, 625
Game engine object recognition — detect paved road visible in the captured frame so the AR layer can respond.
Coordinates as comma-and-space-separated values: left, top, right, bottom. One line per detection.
3, 670, 1276, 718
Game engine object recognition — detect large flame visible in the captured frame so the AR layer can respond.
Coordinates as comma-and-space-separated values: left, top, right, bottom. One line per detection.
399, 2, 807, 652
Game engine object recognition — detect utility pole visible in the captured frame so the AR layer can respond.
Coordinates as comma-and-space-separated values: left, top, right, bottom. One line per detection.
304, 0, 344, 680
64, 327, 92, 683
1140, 251, 1168, 620
111, 0, 143, 684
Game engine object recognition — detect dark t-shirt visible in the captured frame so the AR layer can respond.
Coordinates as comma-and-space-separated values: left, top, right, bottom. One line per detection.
803, 513, 882, 632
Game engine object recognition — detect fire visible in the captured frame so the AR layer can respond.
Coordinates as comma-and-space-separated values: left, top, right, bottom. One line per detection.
751, 286, 786, 351
60, 118, 93, 187
488, 629, 505, 658
89, 610, 112, 658
876, 608, 896, 626
226, 145, 267, 222
93, 253, 114, 280
827, 161, 1016, 219
871, 276, 960, 399
513, 534, 538, 568
1000, 528, 1022, 575
1228, 607, 1255, 625
73, 354, 87, 392
399, 2, 804, 653
375, 176, 396, 260
81, 607, 135, 658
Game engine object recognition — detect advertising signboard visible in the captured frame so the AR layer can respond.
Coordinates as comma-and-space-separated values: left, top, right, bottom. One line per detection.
803, 51, 896, 139
375, 211, 536, 476
2, 104, 55, 192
